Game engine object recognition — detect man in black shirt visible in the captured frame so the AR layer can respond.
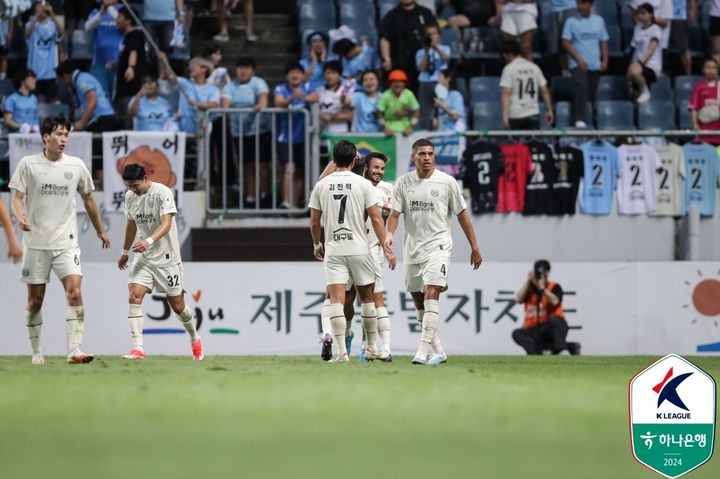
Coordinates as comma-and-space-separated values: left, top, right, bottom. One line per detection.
379, 0, 436, 92
115, 9, 148, 129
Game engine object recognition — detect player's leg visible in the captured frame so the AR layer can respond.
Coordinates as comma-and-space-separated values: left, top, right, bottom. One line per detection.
355, 283, 379, 359
372, 249, 391, 360
325, 256, 350, 362
320, 287, 333, 361
123, 283, 150, 359
344, 282, 356, 354
161, 264, 203, 360
414, 257, 449, 365
60, 274, 93, 363
26, 284, 46, 364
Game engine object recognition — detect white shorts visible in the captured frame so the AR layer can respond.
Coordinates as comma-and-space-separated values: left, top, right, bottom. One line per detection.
346, 245, 385, 294
20, 247, 82, 284
325, 254, 376, 287
501, 10, 537, 36
405, 255, 450, 293
129, 261, 185, 297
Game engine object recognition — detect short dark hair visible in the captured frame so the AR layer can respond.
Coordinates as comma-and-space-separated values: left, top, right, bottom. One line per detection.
12, 68, 36, 91
141, 73, 158, 84
637, 2, 655, 17
285, 62, 304, 74
236, 56, 256, 69
704, 57, 720, 67
365, 152, 388, 165
203, 44, 222, 58
55, 60, 77, 77
332, 38, 356, 57
534, 259, 551, 272
411, 138, 434, 154
122, 163, 147, 181
500, 39, 521, 57
40, 115, 72, 142
323, 60, 343, 75
332, 140, 357, 168
306, 31, 328, 46
360, 69, 379, 84
577, 0, 593, 3
116, 9, 136, 26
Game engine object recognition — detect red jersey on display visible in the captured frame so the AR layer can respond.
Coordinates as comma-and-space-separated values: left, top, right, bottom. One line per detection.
497, 143, 533, 212
688, 79, 720, 144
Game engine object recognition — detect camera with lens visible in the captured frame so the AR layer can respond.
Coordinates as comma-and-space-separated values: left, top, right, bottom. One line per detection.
423, 34, 433, 47
534, 264, 547, 280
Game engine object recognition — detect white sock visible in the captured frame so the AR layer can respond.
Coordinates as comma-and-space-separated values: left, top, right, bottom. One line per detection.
66, 306, 85, 356
329, 303, 347, 356
376, 306, 391, 353
25, 310, 43, 354
431, 330, 445, 356
177, 306, 199, 343
360, 303, 378, 353
417, 300, 438, 357
128, 304, 144, 350
321, 299, 332, 337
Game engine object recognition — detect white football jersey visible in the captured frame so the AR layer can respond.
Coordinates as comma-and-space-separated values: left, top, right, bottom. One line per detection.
617, 144, 660, 215
9, 152, 94, 250
651, 143, 686, 216
392, 169, 467, 264
124, 182, 181, 267
499, 57, 548, 119
366, 180, 392, 247
309, 171, 379, 256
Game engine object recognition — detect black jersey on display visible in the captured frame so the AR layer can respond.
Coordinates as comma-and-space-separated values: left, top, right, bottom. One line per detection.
550, 146, 584, 215
460, 140, 504, 214
523, 140, 556, 215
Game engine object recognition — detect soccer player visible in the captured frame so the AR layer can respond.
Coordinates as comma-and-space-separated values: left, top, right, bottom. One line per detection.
9, 115, 110, 365
118, 164, 203, 361
385, 138, 482, 365
310, 140, 395, 363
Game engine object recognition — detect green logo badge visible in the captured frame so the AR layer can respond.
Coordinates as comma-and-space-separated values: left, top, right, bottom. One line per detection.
629, 354, 716, 478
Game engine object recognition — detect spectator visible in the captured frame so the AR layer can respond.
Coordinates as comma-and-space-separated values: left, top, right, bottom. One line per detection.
562, 0, 609, 128
273, 62, 319, 209
442, 0, 496, 31
548, 0, 577, 73
115, 8, 148, 129
214, 0, 256, 43
3, 68, 39, 133
499, 40, 553, 129
25, 0, 63, 101
158, 52, 220, 134
670, 0, 696, 76
85, 0, 123, 101
688, 58, 720, 144
629, 0, 672, 51
627, 3, 663, 103
376, 68, 420, 136
379, 0, 437, 92
332, 37, 381, 82
204, 43, 228, 88
221, 57, 272, 208
317, 60, 352, 133
346, 69, 382, 133
497, 0, 538, 60
65, 0, 95, 59
56, 60, 117, 132
142, 0, 184, 55
300, 31, 335, 92
709, 0, 720, 65
433, 69, 465, 132
128, 74, 174, 131
415, 23, 450, 130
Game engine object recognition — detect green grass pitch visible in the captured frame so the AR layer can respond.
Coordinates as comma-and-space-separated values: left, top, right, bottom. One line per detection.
0, 356, 718, 479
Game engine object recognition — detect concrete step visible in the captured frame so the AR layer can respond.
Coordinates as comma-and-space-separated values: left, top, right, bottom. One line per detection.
192, 13, 295, 31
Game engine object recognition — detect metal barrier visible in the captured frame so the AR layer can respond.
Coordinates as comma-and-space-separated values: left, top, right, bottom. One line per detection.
203, 107, 319, 216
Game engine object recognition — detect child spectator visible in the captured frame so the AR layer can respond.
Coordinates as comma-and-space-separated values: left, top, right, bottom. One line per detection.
204, 44, 228, 88
415, 24, 450, 130
331, 37, 380, 82
433, 69, 465, 132
317, 60, 352, 133
627, 3, 663, 103
376, 69, 420, 137
347, 69, 381, 133
300, 31, 336, 92
688, 58, 720, 144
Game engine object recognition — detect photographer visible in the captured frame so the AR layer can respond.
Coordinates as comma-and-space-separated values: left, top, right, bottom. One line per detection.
512, 259, 569, 355
415, 24, 450, 130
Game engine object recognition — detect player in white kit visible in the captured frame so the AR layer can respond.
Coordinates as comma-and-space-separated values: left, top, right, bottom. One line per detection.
385, 138, 482, 365
9, 115, 110, 365
310, 140, 395, 362
118, 164, 203, 361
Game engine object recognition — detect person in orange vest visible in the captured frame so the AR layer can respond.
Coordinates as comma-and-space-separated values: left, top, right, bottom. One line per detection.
512, 259, 569, 355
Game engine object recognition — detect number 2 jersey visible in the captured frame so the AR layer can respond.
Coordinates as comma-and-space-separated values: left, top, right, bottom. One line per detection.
579, 140, 618, 215
682, 142, 720, 217
309, 171, 379, 256
650, 143, 685, 216
497, 143, 533, 213
460, 140, 503, 214
616, 143, 660, 215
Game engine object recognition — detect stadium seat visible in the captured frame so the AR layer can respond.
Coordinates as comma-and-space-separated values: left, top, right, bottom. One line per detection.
456, 76, 468, 106
675, 75, 701, 103
638, 101, 676, 130
596, 100, 635, 130
440, 27, 461, 58
463, 27, 502, 61
594, 0, 619, 25
377, 0, 396, 19
550, 76, 574, 103
339, 0, 375, 30
70, 29, 93, 60
687, 25, 706, 58
606, 25, 624, 58
677, 101, 693, 129
469, 77, 500, 105
299, 1, 336, 31
650, 77, 672, 100
620, 4, 634, 30
549, 101, 592, 128
0, 79, 13, 99
37, 102, 70, 120
472, 102, 504, 130
596, 75, 629, 102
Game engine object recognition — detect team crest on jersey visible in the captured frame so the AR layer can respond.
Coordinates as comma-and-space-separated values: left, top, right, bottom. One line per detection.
22, 268, 30, 277
64, 171, 73, 180
430, 188, 440, 197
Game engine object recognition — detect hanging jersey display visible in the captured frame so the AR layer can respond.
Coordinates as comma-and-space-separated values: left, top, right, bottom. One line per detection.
460, 140, 504, 214
550, 146, 584, 215
579, 140, 619, 215
497, 143, 533, 213
523, 140, 556, 215
682, 142, 720, 217
616, 143, 660, 215
650, 143, 686, 216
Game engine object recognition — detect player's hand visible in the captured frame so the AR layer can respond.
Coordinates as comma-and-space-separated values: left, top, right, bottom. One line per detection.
118, 254, 129, 270
382, 58, 392, 72
18, 216, 31, 231
503, 116, 510, 129
470, 248, 482, 270
383, 126, 394, 137
385, 250, 397, 270
8, 239, 22, 263
402, 125, 414, 136
98, 231, 110, 249
313, 243, 324, 261
132, 240, 150, 253
545, 110, 554, 126
384, 231, 394, 249
536, 276, 547, 290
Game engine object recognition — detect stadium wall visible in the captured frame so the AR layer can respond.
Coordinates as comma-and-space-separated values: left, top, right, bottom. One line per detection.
1, 261, 718, 356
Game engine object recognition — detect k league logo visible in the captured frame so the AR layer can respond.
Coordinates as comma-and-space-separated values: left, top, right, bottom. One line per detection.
629, 354, 716, 478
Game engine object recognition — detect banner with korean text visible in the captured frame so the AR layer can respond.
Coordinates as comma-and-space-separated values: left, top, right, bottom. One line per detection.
102, 131, 186, 212
1, 261, 718, 356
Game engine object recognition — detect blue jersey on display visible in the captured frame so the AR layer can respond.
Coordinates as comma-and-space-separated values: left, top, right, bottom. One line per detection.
130, 95, 172, 131
579, 140, 619, 215
351, 91, 380, 133
4, 92, 39, 127
681, 142, 719, 216
273, 82, 313, 143
26, 20, 58, 80
73, 71, 115, 119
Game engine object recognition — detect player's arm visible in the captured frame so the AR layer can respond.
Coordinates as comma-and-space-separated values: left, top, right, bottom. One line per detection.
309, 208, 323, 260
118, 219, 137, 270
3, 111, 21, 131
11, 189, 30, 231
132, 213, 173, 253
368, 205, 395, 270
456, 209, 482, 269
81, 192, 110, 248
384, 208, 400, 252
0, 201, 22, 262
75, 90, 97, 131
319, 161, 337, 180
